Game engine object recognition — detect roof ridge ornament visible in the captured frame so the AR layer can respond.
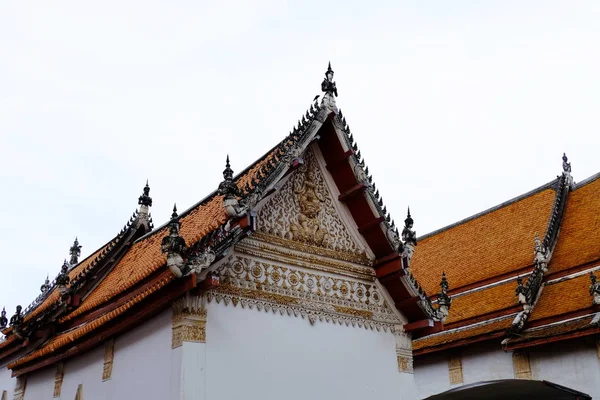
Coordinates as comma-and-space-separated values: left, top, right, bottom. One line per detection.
217, 156, 249, 217
0, 307, 7, 330
69, 237, 82, 266
40, 275, 51, 294
9, 306, 23, 330
401, 207, 417, 264
590, 271, 600, 305
436, 272, 451, 323
562, 153, 574, 189
320, 62, 338, 115
162, 203, 189, 278
55, 260, 71, 295
137, 180, 153, 230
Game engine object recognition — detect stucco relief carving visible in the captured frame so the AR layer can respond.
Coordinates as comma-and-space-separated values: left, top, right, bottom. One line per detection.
206, 256, 400, 330
102, 339, 115, 381
53, 363, 64, 397
394, 325, 413, 374
13, 377, 26, 400
257, 150, 364, 257
172, 294, 207, 348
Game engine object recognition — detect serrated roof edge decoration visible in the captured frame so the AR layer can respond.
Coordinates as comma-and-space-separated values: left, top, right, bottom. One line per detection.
332, 110, 441, 321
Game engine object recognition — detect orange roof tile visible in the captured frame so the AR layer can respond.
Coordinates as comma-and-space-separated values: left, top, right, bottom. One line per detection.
413, 316, 513, 351
21, 244, 109, 324
528, 273, 594, 322
8, 274, 173, 369
548, 176, 600, 274
445, 280, 519, 325
411, 187, 555, 294
61, 149, 277, 323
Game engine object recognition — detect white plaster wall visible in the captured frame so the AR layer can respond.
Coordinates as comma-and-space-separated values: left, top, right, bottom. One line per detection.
23, 364, 55, 399
414, 339, 600, 399
12, 309, 172, 400
110, 309, 173, 400
205, 301, 417, 400
529, 338, 600, 399
0, 362, 16, 399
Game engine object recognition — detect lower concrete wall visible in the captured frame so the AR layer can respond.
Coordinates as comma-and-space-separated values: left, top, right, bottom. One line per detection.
414, 338, 600, 399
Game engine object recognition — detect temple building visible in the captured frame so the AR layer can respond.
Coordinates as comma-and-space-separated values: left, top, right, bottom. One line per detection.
0, 64, 598, 400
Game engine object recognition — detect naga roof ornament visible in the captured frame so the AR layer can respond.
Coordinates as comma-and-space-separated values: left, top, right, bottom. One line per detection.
436, 272, 452, 323
590, 271, 600, 305
69, 237, 82, 266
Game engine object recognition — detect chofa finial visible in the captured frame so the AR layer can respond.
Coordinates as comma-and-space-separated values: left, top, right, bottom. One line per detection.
171, 203, 178, 220
320, 62, 338, 114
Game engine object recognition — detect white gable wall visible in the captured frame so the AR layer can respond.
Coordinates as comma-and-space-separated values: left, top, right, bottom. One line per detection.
205, 300, 417, 400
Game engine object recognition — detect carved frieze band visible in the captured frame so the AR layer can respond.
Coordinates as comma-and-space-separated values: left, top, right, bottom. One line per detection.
207, 255, 400, 330
238, 234, 374, 280
172, 294, 207, 348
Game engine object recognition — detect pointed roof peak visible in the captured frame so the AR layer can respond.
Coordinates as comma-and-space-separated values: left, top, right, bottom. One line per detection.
562, 152, 572, 173
138, 180, 153, 207
326, 61, 333, 75
171, 203, 178, 219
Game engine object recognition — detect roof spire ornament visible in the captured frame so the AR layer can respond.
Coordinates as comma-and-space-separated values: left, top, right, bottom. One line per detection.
137, 180, 153, 230
562, 153, 574, 189
56, 259, 71, 295
436, 272, 451, 323
401, 207, 417, 264
590, 271, 600, 305
69, 237, 82, 266
9, 305, 23, 329
138, 180, 153, 208
40, 274, 51, 294
217, 155, 246, 217
162, 203, 188, 278
0, 307, 7, 329
320, 61, 338, 114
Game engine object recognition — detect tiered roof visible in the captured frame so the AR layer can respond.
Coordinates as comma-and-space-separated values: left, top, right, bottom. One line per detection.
0, 65, 440, 376
412, 158, 600, 355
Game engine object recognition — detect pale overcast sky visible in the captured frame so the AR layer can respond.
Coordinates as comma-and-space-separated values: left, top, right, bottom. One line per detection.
1, 1, 599, 316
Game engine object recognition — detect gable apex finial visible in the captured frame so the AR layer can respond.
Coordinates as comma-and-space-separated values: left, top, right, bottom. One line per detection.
320, 61, 339, 114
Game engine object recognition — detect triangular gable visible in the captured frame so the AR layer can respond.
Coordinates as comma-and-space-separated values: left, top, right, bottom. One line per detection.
256, 146, 370, 265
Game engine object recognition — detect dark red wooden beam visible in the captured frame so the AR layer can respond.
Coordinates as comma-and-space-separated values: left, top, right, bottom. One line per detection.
326, 150, 355, 172
12, 274, 196, 377
338, 183, 367, 202
357, 216, 384, 234
403, 319, 434, 332
375, 256, 403, 280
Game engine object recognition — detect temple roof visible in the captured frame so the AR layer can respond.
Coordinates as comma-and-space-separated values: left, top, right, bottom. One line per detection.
1, 66, 437, 376
414, 171, 600, 355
